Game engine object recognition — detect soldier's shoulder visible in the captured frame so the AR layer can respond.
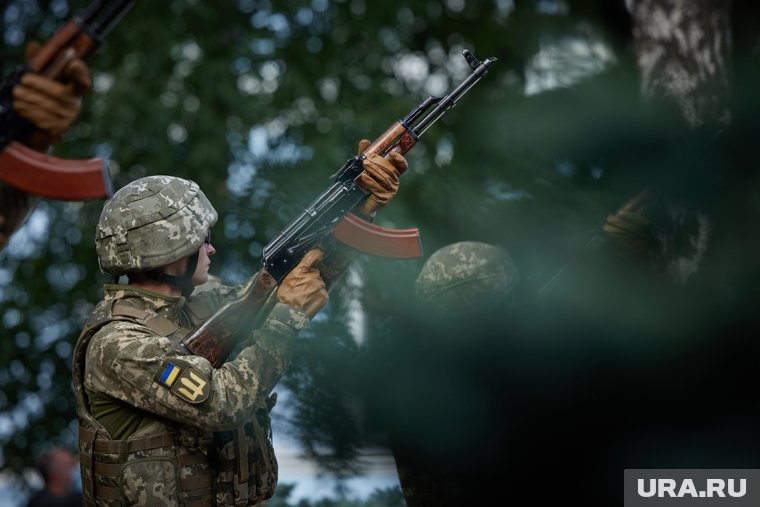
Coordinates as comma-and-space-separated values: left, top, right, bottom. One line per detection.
87, 319, 154, 358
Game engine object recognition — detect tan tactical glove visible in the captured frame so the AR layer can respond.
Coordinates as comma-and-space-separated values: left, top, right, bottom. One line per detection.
276, 248, 329, 318
356, 139, 408, 216
602, 211, 654, 256
12, 41, 92, 147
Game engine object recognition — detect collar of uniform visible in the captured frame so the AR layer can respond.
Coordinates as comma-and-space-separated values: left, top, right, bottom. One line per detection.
102, 284, 186, 320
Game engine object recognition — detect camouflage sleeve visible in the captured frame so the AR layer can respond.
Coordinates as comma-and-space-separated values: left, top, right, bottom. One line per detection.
189, 249, 353, 315
189, 275, 258, 314
84, 303, 308, 432
187, 271, 289, 327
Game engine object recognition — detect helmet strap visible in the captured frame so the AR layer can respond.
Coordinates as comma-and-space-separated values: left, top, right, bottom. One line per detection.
145, 251, 199, 297
182, 251, 200, 297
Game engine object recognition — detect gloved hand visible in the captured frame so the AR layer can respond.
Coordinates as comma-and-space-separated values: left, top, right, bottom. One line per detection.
12, 41, 92, 146
356, 139, 408, 216
276, 248, 329, 318
602, 211, 653, 256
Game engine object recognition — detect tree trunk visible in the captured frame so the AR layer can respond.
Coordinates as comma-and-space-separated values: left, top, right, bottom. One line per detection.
630, 0, 733, 128
628, 0, 732, 282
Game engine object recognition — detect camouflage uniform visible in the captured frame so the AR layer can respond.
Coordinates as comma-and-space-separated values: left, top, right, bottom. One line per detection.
73, 176, 309, 506
391, 241, 521, 507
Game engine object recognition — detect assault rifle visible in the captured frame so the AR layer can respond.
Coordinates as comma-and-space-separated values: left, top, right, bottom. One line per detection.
0, 0, 136, 201
182, 49, 498, 367
536, 189, 653, 298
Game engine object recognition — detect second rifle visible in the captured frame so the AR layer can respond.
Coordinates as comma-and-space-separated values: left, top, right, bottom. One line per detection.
0, 0, 136, 201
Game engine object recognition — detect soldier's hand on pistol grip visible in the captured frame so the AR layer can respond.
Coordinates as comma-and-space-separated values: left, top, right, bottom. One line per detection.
276, 248, 329, 318
356, 139, 408, 216
12, 41, 92, 146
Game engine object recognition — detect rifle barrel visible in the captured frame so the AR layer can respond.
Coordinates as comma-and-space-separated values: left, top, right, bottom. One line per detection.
75, 0, 111, 25
90, 0, 137, 40
412, 51, 497, 137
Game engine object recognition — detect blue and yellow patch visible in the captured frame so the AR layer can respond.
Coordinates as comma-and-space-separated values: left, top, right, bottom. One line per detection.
158, 362, 181, 387
154, 359, 210, 404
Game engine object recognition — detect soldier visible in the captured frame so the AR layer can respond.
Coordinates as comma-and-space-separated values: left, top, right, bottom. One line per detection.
73, 145, 407, 505
414, 240, 521, 318
26, 448, 83, 507
375, 241, 521, 507
1, 43, 91, 250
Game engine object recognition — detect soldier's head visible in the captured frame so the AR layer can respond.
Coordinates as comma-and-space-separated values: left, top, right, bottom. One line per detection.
415, 241, 521, 319
37, 448, 77, 493
95, 175, 218, 296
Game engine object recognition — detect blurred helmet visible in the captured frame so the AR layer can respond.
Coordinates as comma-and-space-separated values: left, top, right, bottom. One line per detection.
95, 175, 217, 275
415, 241, 520, 316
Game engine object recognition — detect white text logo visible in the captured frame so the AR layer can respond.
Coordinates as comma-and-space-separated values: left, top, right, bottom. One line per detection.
637, 478, 746, 499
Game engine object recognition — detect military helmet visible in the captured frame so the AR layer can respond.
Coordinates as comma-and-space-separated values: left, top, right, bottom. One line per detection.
95, 175, 218, 274
415, 241, 521, 315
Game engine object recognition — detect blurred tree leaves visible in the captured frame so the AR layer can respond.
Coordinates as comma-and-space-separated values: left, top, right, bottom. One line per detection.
268, 483, 406, 507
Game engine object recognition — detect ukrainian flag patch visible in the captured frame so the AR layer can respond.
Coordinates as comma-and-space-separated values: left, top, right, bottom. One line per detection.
157, 362, 181, 387
155, 359, 209, 403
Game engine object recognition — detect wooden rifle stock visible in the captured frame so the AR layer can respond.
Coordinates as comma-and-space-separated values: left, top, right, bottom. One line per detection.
180, 269, 278, 368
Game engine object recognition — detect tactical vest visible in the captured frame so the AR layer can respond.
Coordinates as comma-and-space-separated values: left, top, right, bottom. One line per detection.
73, 296, 278, 506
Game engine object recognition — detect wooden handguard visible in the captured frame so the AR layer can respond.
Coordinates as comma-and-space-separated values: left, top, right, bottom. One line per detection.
329, 120, 422, 259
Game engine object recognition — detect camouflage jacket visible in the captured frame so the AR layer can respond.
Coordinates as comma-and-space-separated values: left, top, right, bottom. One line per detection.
73, 278, 309, 506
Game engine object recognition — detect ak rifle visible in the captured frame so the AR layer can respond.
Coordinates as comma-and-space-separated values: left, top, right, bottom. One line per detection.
536, 189, 654, 298
0, 0, 136, 200
181, 49, 498, 367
